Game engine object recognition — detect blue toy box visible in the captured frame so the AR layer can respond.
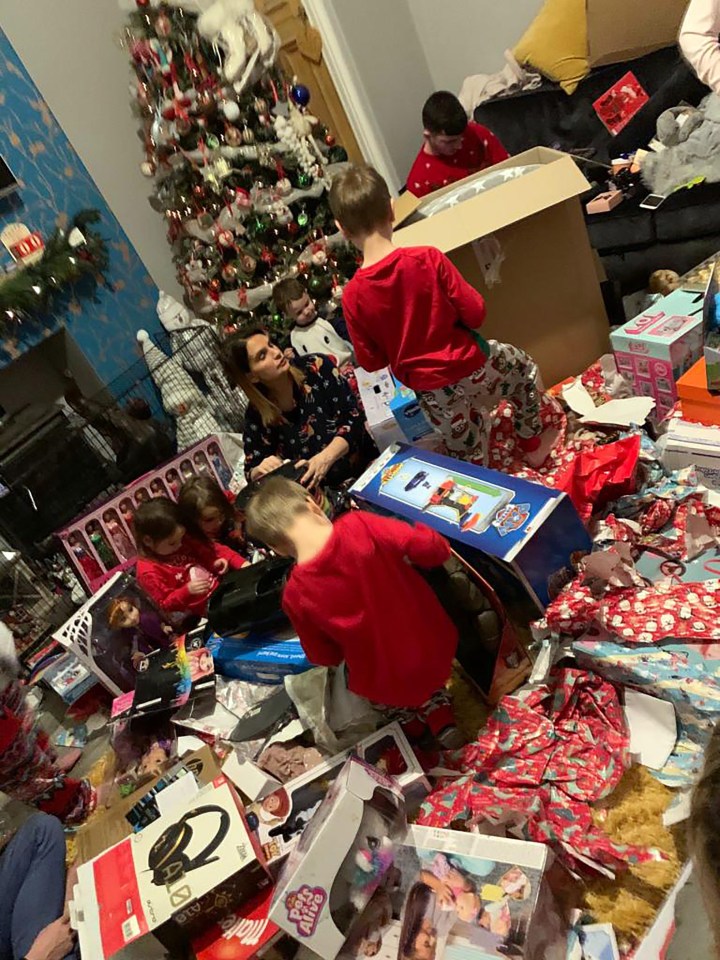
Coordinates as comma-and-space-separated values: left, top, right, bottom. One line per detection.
389, 378, 434, 443
350, 444, 591, 611
207, 624, 311, 684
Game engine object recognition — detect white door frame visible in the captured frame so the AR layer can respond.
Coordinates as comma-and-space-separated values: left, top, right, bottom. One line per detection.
301, 0, 402, 191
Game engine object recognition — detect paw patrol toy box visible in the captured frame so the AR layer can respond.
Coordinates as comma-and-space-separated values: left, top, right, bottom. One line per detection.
270, 756, 406, 960
351, 444, 591, 611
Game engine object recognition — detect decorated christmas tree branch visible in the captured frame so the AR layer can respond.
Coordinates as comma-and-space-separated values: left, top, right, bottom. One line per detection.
0, 210, 111, 326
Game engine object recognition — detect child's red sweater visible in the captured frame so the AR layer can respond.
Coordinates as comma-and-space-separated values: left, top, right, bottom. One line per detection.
341, 246, 487, 393
136, 535, 245, 616
282, 510, 457, 708
406, 121, 509, 199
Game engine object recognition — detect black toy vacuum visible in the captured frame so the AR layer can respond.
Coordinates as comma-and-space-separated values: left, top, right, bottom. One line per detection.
147, 804, 230, 886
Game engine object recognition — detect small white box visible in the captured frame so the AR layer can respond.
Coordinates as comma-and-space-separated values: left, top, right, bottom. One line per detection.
661, 418, 720, 489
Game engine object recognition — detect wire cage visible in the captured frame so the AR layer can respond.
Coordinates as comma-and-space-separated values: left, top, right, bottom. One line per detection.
0, 327, 247, 558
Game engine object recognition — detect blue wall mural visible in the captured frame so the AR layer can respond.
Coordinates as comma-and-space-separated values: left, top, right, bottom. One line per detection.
0, 29, 163, 382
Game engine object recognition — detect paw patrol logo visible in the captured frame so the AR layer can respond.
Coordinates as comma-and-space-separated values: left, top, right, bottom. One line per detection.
492, 503, 530, 537
380, 463, 402, 486
285, 884, 327, 937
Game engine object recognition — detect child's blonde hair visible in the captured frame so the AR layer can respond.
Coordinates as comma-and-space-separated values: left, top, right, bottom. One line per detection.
245, 476, 314, 550
329, 164, 392, 238
690, 722, 720, 956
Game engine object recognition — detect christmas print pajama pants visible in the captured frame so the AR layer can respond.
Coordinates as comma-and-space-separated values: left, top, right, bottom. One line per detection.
418, 340, 542, 462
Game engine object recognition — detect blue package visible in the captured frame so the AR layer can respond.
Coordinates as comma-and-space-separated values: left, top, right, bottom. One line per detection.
351, 443, 591, 610
207, 625, 311, 684
388, 379, 434, 443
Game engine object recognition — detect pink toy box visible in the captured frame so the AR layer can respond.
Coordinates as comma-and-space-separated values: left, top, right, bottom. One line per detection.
57, 436, 234, 593
610, 288, 705, 418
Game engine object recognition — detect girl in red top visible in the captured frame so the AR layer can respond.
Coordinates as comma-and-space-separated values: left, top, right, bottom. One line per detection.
134, 497, 244, 617
178, 475, 248, 558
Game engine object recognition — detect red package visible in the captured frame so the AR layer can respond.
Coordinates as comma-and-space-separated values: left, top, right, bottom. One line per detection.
192, 886, 279, 960
553, 434, 641, 521
593, 72, 649, 135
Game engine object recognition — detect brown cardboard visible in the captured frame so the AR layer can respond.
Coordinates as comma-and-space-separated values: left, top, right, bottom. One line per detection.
75, 746, 222, 864
587, 0, 688, 67
393, 148, 609, 387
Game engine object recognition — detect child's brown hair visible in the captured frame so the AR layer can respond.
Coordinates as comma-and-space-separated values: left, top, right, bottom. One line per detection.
272, 277, 306, 317
245, 476, 313, 551
690, 722, 720, 955
222, 327, 305, 428
107, 596, 136, 630
133, 498, 183, 556
178, 475, 234, 541
329, 164, 392, 238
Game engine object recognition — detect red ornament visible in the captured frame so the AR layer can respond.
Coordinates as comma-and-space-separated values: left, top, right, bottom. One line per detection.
287, 222, 299, 236
136, 0, 150, 7
217, 229, 234, 248
260, 247, 276, 265
155, 13, 172, 37
192, 184, 205, 199
208, 278, 222, 293
325, 133, 336, 147
222, 263, 238, 281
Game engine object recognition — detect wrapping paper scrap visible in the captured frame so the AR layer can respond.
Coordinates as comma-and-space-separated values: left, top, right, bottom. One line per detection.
601, 579, 720, 644
552, 435, 641, 520
417, 668, 659, 873
562, 380, 655, 427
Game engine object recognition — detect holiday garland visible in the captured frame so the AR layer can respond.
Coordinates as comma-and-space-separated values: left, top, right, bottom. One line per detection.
0, 210, 110, 328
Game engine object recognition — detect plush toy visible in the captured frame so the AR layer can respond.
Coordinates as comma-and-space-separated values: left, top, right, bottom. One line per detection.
644, 94, 720, 195
196, 0, 279, 92
649, 269, 681, 296
656, 104, 704, 148
136, 329, 223, 450
351, 836, 394, 910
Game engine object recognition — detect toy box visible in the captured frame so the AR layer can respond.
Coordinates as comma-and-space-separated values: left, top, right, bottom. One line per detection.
53, 571, 180, 696
328, 824, 551, 960
246, 724, 430, 867
38, 650, 96, 704
72, 778, 271, 959
610, 287, 705, 418
193, 885, 281, 960
207, 624, 311, 684
389, 379, 434, 444
57, 435, 234, 592
704, 260, 720, 391
660, 418, 720, 489
351, 444, 591, 611
270, 757, 407, 960
678, 357, 720, 426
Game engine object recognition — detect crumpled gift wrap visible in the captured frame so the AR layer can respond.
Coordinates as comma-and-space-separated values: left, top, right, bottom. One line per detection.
416, 668, 659, 873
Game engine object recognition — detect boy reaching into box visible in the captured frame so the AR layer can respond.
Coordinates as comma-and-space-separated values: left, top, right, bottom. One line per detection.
245, 477, 461, 748
406, 91, 509, 198
329, 164, 556, 467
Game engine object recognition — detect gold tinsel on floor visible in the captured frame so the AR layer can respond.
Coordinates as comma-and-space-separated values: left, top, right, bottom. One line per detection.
66, 749, 116, 865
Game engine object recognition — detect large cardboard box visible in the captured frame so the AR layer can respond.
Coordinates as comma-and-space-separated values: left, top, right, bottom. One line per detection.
73, 777, 271, 959
587, 0, 690, 67
394, 148, 608, 388
351, 444, 591, 611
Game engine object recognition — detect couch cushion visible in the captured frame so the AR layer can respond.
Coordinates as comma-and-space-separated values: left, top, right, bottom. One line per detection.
514, 0, 589, 95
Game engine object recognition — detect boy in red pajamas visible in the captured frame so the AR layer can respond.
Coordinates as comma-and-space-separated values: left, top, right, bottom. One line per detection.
406, 91, 509, 198
330, 164, 554, 466
245, 477, 461, 747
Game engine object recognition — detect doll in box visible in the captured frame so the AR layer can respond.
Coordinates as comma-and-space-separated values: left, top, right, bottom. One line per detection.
103, 509, 136, 562
107, 595, 176, 667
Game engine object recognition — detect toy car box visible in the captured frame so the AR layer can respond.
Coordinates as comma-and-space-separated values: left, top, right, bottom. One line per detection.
350, 444, 591, 612
206, 624, 311, 684
270, 757, 406, 960
610, 287, 705, 418
245, 723, 430, 867
72, 777, 271, 959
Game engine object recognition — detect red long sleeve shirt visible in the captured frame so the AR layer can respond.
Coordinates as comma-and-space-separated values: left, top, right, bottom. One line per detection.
343, 247, 487, 393
136, 535, 245, 616
282, 510, 457, 708
406, 122, 509, 198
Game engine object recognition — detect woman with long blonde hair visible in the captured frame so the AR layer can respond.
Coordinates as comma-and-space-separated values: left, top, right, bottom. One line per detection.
224, 328, 376, 488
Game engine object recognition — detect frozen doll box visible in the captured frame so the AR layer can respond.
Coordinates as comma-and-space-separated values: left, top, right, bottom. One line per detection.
351, 444, 591, 610
270, 756, 407, 960
57, 435, 234, 592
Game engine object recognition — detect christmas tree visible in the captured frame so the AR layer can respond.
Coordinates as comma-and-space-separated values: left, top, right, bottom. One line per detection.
124, 0, 358, 337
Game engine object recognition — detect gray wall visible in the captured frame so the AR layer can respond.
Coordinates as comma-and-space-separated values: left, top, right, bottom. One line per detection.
0, 0, 183, 300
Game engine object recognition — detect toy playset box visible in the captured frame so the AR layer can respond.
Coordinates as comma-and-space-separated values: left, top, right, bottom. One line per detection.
350, 444, 591, 610
270, 756, 407, 960
245, 723, 430, 867
333, 825, 550, 960
57, 435, 234, 592
609, 287, 705, 418
72, 778, 271, 959
356, 367, 437, 451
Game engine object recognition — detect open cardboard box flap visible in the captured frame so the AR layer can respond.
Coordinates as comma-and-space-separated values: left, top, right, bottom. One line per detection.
587, 0, 688, 67
393, 148, 591, 253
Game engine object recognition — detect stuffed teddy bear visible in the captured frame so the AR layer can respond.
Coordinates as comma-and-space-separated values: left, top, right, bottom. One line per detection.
656, 104, 704, 148
196, 0, 279, 92
644, 94, 720, 195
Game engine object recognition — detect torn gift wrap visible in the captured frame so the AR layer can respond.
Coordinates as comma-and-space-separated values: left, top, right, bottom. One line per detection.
416, 669, 659, 874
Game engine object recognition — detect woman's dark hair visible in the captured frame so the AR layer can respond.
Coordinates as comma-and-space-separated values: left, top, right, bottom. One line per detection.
422, 91, 468, 136
399, 882, 435, 960
133, 497, 183, 555
178, 476, 234, 541
222, 327, 305, 428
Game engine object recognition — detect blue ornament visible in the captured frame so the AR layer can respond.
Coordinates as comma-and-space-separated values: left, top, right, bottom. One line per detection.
290, 83, 311, 108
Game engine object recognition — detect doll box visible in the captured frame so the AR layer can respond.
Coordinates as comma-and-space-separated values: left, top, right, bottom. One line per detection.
609, 287, 705, 418
270, 756, 407, 960
72, 778, 271, 960
245, 723, 429, 867
57, 434, 234, 593
207, 625, 312, 684
351, 444, 591, 611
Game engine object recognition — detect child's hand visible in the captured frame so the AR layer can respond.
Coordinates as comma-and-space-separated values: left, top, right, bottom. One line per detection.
131, 651, 146, 669
188, 576, 212, 596
214, 558, 229, 575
